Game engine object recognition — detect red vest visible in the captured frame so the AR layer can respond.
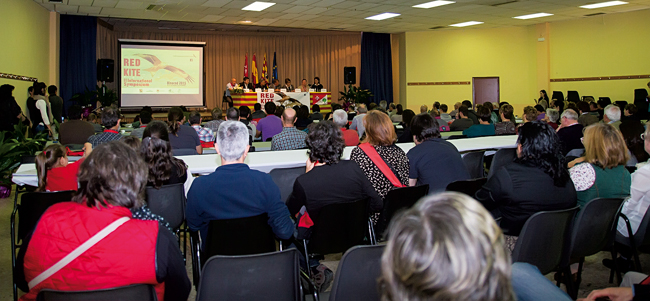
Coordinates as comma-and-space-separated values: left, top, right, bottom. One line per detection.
21, 202, 164, 301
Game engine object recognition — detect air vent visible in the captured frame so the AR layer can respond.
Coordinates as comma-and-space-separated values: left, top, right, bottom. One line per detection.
146, 4, 157, 10
585, 12, 606, 16
429, 26, 446, 30
49, 0, 64, 3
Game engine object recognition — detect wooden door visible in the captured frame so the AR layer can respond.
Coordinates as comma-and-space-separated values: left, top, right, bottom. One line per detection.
473, 77, 500, 107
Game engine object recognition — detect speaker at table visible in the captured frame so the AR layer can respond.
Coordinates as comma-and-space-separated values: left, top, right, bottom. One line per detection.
344, 66, 356, 85
97, 59, 114, 82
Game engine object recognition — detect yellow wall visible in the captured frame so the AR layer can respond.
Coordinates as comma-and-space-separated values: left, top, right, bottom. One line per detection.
0, 0, 52, 113
405, 26, 537, 116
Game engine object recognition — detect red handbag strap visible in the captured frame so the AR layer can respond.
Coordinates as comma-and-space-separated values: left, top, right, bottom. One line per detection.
358, 143, 405, 188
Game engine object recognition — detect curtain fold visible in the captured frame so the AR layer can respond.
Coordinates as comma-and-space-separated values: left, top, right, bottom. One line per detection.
96, 27, 361, 109
60, 15, 97, 113
360, 32, 394, 105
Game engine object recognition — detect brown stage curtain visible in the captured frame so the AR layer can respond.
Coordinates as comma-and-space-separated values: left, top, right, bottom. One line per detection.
96, 25, 361, 109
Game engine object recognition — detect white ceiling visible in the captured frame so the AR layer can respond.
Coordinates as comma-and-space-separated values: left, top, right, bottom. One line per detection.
34, 0, 650, 33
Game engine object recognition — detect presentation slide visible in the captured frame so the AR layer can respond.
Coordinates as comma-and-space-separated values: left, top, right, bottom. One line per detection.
119, 41, 204, 107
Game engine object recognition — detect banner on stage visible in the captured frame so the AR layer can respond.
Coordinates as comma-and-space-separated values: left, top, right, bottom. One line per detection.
258, 92, 313, 107
121, 47, 201, 94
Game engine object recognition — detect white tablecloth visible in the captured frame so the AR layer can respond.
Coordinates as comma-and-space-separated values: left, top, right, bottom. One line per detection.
12, 135, 517, 187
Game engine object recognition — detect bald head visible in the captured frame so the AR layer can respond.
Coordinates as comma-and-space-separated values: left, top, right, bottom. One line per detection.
230, 78, 237, 85
282, 108, 297, 126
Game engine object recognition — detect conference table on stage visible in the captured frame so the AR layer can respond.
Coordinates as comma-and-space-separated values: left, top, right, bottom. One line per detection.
231, 91, 332, 113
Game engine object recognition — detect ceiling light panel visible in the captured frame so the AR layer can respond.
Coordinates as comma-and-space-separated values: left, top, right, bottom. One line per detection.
449, 21, 484, 27
579, 1, 628, 9
365, 13, 400, 20
413, 1, 455, 9
241, 1, 276, 11
513, 12, 553, 19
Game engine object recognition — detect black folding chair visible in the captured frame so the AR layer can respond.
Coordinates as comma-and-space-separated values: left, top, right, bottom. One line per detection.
552, 91, 565, 102
567, 91, 580, 103
462, 151, 485, 179
197, 249, 300, 301
329, 245, 384, 301
614, 205, 650, 276
445, 178, 487, 197
172, 148, 198, 156
11, 191, 74, 301
559, 198, 625, 298
446, 135, 467, 140
487, 148, 516, 179
375, 185, 429, 240
36, 284, 157, 301
146, 183, 187, 264
511, 206, 579, 275
269, 166, 305, 203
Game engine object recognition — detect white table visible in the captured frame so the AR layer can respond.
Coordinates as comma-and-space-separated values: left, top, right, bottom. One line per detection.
12, 135, 517, 186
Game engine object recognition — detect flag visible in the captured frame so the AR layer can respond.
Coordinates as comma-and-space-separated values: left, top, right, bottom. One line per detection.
272, 52, 278, 81
262, 53, 268, 81
251, 53, 258, 85
244, 53, 248, 78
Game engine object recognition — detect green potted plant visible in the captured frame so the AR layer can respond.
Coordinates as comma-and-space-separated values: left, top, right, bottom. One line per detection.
338, 84, 373, 111
96, 85, 118, 108
0, 123, 47, 198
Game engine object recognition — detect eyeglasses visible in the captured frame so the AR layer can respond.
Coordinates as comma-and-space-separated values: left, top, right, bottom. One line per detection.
580, 137, 584, 144
642, 133, 646, 140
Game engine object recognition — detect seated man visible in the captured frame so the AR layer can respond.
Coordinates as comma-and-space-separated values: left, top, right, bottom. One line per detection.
130, 110, 152, 139
556, 109, 584, 156
224, 77, 237, 108
256, 78, 269, 91
203, 107, 224, 133
87, 107, 123, 148
463, 105, 496, 138
269, 79, 281, 91
58, 105, 95, 145
350, 104, 368, 138
271, 108, 307, 151
603, 104, 622, 130
462, 100, 480, 124
449, 105, 474, 131
186, 121, 294, 249
240, 76, 254, 90
578, 101, 599, 127
189, 111, 215, 144
238, 106, 256, 145
86, 113, 103, 133
256, 102, 283, 141
310, 104, 323, 121
333, 109, 359, 146
251, 103, 267, 119
439, 104, 452, 125
408, 113, 470, 193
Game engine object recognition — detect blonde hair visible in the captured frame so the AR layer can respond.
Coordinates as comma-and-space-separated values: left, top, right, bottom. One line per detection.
363, 110, 397, 146
583, 123, 629, 169
380, 192, 514, 301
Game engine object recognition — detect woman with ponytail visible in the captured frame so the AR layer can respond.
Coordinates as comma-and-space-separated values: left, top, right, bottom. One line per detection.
35, 143, 91, 192
166, 107, 202, 154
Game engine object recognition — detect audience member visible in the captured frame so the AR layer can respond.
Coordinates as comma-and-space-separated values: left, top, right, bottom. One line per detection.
226, 107, 239, 121
463, 105, 496, 138
35, 143, 90, 192
379, 100, 388, 111
476, 121, 577, 251
141, 121, 188, 188
189, 111, 214, 143
535, 104, 546, 121
350, 103, 368, 138
18, 142, 191, 301
545, 108, 560, 130
495, 104, 517, 135
522, 106, 537, 123
256, 102, 283, 141
408, 113, 469, 193
121, 136, 141, 150
490, 102, 500, 124
568, 123, 630, 208
387, 103, 396, 117
368, 103, 378, 111
271, 108, 307, 151
333, 109, 359, 146
203, 108, 223, 133
295, 105, 313, 129
58, 106, 94, 146
47, 85, 63, 123
620, 121, 649, 166
397, 109, 416, 143
274, 105, 284, 118
623, 104, 639, 122
310, 104, 323, 121
350, 111, 409, 201
129, 110, 152, 139
420, 105, 428, 114
579, 272, 650, 301
552, 98, 566, 115
238, 106, 256, 144
390, 104, 403, 122
28, 82, 52, 135
462, 100, 479, 124
578, 101, 599, 127
603, 104, 622, 130
187, 121, 293, 249
87, 107, 123, 148
538, 89, 550, 109
167, 107, 202, 154
439, 104, 452, 124
86, 113, 103, 133
556, 109, 584, 156
597, 98, 612, 119
450, 105, 474, 131
251, 103, 267, 119
25, 86, 34, 124
0, 84, 25, 132
449, 102, 461, 118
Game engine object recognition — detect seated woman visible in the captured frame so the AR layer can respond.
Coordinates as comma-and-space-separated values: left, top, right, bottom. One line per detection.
294, 105, 313, 129
390, 104, 403, 123
350, 110, 409, 201
569, 123, 631, 209
142, 121, 188, 188
463, 104, 496, 138
35, 143, 91, 192
397, 109, 416, 143
495, 104, 517, 135
544, 108, 560, 130
167, 107, 202, 154
620, 121, 649, 167
18, 142, 190, 301
475, 121, 577, 251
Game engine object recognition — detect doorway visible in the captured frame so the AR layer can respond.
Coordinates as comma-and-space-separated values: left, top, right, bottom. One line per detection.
473, 77, 500, 107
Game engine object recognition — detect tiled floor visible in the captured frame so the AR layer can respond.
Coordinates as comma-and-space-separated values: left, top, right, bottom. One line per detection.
1, 187, 648, 300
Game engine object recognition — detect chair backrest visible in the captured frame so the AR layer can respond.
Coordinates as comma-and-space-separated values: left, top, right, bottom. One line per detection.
172, 148, 198, 156
567, 91, 580, 102
197, 249, 300, 301
552, 91, 565, 102
376, 185, 429, 238
487, 148, 516, 179
21, 155, 36, 164
17, 191, 74, 242
329, 245, 384, 301
462, 151, 485, 179
446, 135, 467, 140
445, 178, 487, 197
145, 183, 186, 230
36, 284, 157, 301
631, 205, 650, 248
204, 213, 276, 259
569, 198, 625, 259
269, 166, 305, 203
512, 206, 579, 275
566, 148, 585, 158
309, 199, 371, 255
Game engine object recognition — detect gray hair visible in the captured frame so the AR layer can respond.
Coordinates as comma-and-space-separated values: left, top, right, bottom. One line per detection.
380, 192, 514, 301
604, 104, 621, 122
546, 108, 560, 123
560, 109, 578, 121
332, 109, 348, 128
357, 103, 368, 114
379, 100, 387, 110
216, 121, 249, 162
